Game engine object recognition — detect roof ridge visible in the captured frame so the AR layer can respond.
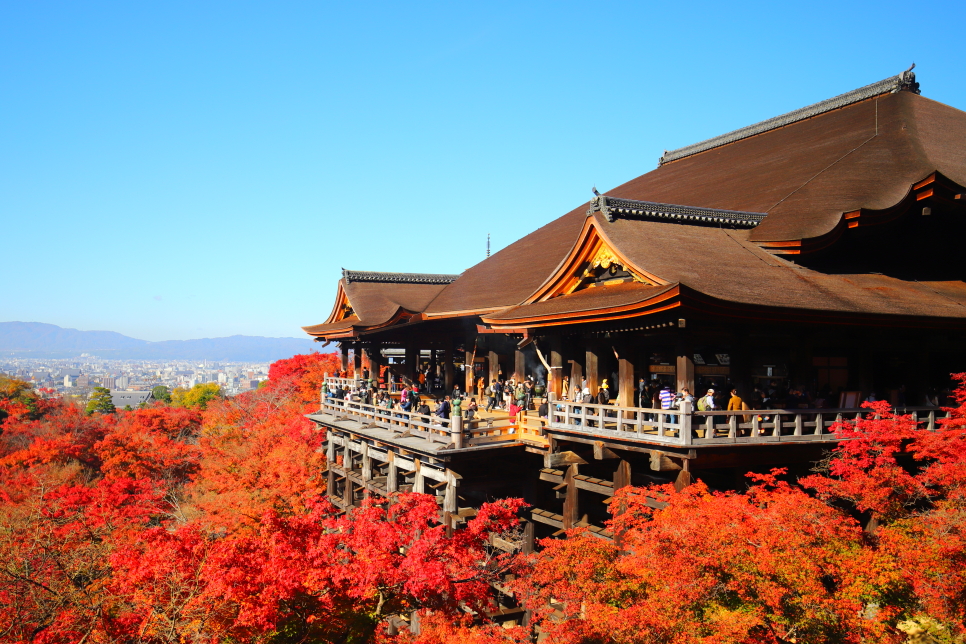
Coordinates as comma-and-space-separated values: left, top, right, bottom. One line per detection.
659, 68, 920, 166
342, 269, 461, 285
589, 196, 766, 228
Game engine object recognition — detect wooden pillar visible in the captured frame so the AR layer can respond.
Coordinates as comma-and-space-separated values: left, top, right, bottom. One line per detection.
585, 345, 600, 394
465, 348, 476, 395
340, 343, 349, 373
514, 348, 526, 381
570, 360, 583, 399
614, 459, 631, 490
617, 350, 635, 407
444, 469, 459, 513
550, 338, 563, 399
676, 353, 694, 395
352, 344, 362, 379
562, 463, 579, 530
674, 459, 692, 492
405, 343, 418, 383
444, 347, 455, 393
488, 351, 500, 385
413, 460, 425, 494
366, 344, 382, 384
361, 443, 372, 482
387, 451, 398, 493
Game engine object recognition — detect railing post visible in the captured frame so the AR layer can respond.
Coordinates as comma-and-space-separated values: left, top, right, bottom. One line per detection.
814, 413, 823, 435
450, 415, 464, 449
680, 401, 692, 445
794, 413, 803, 436
729, 414, 737, 439
704, 415, 714, 439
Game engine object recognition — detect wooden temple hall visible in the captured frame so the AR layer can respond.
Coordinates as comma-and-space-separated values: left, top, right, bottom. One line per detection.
303, 68, 966, 544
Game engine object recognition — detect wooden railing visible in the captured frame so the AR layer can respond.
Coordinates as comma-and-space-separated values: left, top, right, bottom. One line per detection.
548, 400, 952, 446
324, 376, 364, 390
318, 396, 526, 450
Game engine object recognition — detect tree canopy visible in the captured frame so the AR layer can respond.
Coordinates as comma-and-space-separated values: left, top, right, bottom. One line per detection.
2, 356, 966, 643
84, 386, 115, 415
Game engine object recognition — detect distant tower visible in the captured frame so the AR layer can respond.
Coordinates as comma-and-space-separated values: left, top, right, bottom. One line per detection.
487, 233, 490, 258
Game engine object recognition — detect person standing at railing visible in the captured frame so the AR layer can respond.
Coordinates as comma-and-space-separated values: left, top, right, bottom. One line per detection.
400, 386, 413, 412
465, 398, 478, 420
697, 389, 716, 411
660, 384, 675, 424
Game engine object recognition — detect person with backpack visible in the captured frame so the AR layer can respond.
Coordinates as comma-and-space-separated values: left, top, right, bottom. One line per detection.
486, 380, 499, 411
697, 388, 716, 411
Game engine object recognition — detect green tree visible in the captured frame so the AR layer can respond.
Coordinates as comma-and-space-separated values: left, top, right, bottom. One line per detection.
151, 385, 172, 403
171, 383, 223, 410
85, 387, 115, 416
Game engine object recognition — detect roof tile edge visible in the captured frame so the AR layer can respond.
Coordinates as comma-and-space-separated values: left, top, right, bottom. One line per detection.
588, 196, 766, 228
658, 68, 920, 166
342, 269, 461, 285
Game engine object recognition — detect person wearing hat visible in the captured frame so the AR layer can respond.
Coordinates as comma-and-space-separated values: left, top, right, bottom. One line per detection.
698, 388, 716, 411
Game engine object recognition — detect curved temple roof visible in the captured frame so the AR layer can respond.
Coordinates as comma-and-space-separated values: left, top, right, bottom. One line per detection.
305, 70, 966, 339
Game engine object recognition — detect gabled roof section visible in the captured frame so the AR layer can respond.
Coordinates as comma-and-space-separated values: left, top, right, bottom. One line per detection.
659, 68, 920, 165
526, 216, 667, 304
343, 270, 460, 285
303, 270, 458, 339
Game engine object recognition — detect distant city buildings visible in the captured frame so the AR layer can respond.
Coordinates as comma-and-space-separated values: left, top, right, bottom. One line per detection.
0, 356, 272, 400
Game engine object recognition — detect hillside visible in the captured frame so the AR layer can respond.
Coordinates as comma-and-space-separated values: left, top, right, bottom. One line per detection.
0, 322, 319, 362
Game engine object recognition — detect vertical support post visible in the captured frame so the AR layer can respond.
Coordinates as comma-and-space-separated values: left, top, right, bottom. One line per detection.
361, 442, 372, 482
523, 519, 535, 554
550, 337, 564, 399
514, 348, 526, 381
387, 451, 398, 493
450, 415, 464, 449
674, 459, 692, 492
413, 460, 425, 494
444, 469, 459, 513
680, 400, 693, 445
343, 473, 353, 507
617, 349, 635, 407
570, 360, 583, 399
444, 346, 454, 394
367, 343, 382, 386
340, 343, 349, 374
405, 343, 418, 383
562, 463, 579, 530
585, 345, 600, 395
465, 347, 476, 396
676, 353, 694, 397
614, 459, 631, 490
352, 344, 362, 380
488, 351, 500, 386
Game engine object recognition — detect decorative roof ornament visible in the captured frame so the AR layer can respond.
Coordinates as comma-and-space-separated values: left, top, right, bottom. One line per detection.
587, 195, 765, 228
659, 67, 921, 166
342, 269, 460, 285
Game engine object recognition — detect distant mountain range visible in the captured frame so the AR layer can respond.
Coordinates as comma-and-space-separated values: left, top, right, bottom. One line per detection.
0, 322, 322, 362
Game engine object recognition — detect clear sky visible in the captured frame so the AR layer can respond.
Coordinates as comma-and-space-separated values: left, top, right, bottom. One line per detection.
2, 1, 964, 341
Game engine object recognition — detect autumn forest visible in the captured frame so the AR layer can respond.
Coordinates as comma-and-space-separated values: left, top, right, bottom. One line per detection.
2, 353, 966, 643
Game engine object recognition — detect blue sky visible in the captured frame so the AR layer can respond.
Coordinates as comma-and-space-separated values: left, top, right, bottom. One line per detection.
2, 1, 964, 341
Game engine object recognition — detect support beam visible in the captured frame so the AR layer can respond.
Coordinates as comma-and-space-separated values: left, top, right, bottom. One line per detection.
405, 343, 418, 383
550, 338, 563, 399
617, 351, 635, 407
676, 353, 694, 396
488, 351, 500, 385
514, 349, 526, 381
387, 451, 398, 493
340, 343, 349, 373
562, 463, 579, 530
444, 347, 455, 394
585, 345, 600, 395
352, 344, 362, 379
366, 343, 382, 385
570, 360, 583, 400
465, 348, 476, 396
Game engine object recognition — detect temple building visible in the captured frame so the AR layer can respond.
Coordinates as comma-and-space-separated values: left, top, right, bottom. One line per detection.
304, 68, 966, 547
